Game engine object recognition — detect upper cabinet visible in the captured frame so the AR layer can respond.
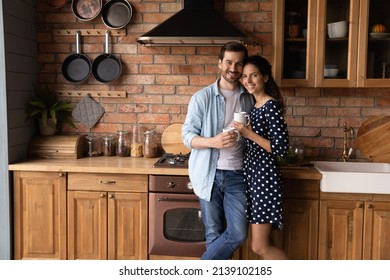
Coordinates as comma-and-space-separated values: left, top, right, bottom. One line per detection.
273, 0, 390, 88
357, 0, 390, 87
314, 0, 359, 88
273, 0, 317, 87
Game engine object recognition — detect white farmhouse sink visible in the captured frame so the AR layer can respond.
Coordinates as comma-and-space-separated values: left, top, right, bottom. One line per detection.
312, 161, 390, 194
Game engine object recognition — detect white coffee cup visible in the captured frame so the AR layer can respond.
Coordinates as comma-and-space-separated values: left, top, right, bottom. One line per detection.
223, 127, 240, 141
234, 112, 250, 126
327, 20, 348, 38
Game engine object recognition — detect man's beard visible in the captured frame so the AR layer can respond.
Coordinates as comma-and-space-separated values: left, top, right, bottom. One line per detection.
221, 70, 241, 84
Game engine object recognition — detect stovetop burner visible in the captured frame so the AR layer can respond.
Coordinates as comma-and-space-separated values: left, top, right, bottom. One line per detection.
153, 153, 189, 168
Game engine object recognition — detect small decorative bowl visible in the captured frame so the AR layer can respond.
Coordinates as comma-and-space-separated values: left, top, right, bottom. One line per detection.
324, 65, 339, 77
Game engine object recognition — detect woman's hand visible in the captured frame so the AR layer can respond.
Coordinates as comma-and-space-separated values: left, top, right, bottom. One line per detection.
233, 121, 272, 152
232, 121, 252, 138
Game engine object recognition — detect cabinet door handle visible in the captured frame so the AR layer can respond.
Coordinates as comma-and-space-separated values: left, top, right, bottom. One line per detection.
357, 202, 363, 208
108, 194, 114, 199
100, 180, 116, 184
100, 193, 105, 198
59, 173, 64, 177
367, 204, 373, 209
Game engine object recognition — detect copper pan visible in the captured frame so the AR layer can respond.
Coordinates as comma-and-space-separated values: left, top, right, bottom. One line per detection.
72, 0, 102, 21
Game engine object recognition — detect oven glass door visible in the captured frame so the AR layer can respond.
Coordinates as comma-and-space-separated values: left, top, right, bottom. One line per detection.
149, 193, 205, 257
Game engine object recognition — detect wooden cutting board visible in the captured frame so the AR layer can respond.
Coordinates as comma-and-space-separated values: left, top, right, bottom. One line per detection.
161, 123, 191, 154
356, 116, 390, 163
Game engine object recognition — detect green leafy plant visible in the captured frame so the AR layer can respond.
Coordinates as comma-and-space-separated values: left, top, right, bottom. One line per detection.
25, 85, 76, 131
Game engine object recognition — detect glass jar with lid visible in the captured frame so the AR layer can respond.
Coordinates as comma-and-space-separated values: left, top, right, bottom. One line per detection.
116, 130, 130, 157
131, 125, 143, 157
143, 129, 158, 158
286, 12, 301, 38
102, 134, 115, 156
86, 134, 103, 157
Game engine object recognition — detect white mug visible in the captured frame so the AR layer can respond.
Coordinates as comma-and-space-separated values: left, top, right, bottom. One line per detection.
327, 20, 348, 38
223, 127, 240, 141
234, 112, 250, 126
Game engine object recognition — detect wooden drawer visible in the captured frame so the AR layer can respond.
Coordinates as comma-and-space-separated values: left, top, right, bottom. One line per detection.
68, 173, 148, 192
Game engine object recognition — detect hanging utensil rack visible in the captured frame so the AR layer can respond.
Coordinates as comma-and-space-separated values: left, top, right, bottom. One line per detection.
52, 29, 126, 36
56, 90, 126, 98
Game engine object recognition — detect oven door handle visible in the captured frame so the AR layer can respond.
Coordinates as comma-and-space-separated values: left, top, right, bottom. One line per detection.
157, 197, 199, 203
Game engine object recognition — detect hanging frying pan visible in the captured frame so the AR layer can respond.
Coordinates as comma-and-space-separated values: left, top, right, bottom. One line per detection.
72, 0, 102, 21
101, 0, 133, 29
92, 30, 122, 83
62, 30, 92, 83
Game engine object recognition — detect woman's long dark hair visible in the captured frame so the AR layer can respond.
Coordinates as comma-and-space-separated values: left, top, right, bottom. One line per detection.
244, 55, 285, 111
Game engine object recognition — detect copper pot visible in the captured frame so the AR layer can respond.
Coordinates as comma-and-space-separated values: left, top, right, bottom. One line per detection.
72, 0, 102, 21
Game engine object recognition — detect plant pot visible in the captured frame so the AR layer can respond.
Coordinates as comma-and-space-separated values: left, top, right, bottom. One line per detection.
39, 119, 56, 136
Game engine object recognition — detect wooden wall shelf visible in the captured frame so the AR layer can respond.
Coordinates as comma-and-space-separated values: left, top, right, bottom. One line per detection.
52, 29, 126, 36
56, 90, 127, 98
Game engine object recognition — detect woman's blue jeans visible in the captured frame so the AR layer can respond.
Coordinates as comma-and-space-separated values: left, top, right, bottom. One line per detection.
199, 169, 248, 260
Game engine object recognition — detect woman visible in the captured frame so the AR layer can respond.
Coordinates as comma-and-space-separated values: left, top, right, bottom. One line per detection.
233, 55, 289, 260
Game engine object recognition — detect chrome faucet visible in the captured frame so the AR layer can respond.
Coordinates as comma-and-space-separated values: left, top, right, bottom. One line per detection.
341, 122, 354, 162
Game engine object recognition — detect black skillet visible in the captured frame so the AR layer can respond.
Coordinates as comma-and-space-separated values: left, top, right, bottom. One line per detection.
62, 31, 91, 83
101, 0, 133, 29
92, 30, 122, 83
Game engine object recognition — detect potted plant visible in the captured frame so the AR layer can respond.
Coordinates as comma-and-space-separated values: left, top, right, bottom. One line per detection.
25, 85, 75, 135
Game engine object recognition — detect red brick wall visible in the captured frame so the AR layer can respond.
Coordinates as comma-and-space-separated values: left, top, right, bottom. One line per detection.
37, 0, 390, 161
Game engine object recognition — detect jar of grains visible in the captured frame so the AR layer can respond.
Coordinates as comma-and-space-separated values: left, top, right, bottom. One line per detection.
143, 129, 158, 158
131, 125, 143, 157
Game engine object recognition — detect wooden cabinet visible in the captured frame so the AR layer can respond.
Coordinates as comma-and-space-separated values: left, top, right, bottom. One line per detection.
273, 0, 317, 87
13, 161, 390, 260
13, 171, 148, 260
362, 201, 390, 259
319, 193, 390, 259
240, 178, 320, 260
67, 173, 148, 260
314, 0, 360, 87
273, 0, 390, 88
357, 0, 390, 87
318, 199, 363, 259
13, 171, 67, 260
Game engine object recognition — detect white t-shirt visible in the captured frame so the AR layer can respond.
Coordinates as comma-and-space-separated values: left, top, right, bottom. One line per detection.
217, 88, 245, 170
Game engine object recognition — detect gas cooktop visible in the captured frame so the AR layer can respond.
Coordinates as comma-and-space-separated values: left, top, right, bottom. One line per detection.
153, 153, 189, 168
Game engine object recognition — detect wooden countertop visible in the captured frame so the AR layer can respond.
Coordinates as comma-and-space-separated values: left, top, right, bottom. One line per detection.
8, 157, 321, 180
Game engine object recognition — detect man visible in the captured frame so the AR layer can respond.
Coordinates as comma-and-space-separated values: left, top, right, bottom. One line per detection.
182, 42, 255, 260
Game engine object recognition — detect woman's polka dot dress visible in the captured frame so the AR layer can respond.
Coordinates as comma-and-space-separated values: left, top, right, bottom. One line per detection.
243, 99, 289, 230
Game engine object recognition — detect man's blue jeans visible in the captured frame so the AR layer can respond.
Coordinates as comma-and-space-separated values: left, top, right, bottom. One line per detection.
199, 169, 248, 260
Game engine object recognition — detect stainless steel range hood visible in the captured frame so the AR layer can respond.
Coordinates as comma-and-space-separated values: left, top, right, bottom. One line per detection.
136, 0, 250, 46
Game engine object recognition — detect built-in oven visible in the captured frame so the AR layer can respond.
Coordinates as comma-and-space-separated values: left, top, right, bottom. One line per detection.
149, 154, 205, 258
